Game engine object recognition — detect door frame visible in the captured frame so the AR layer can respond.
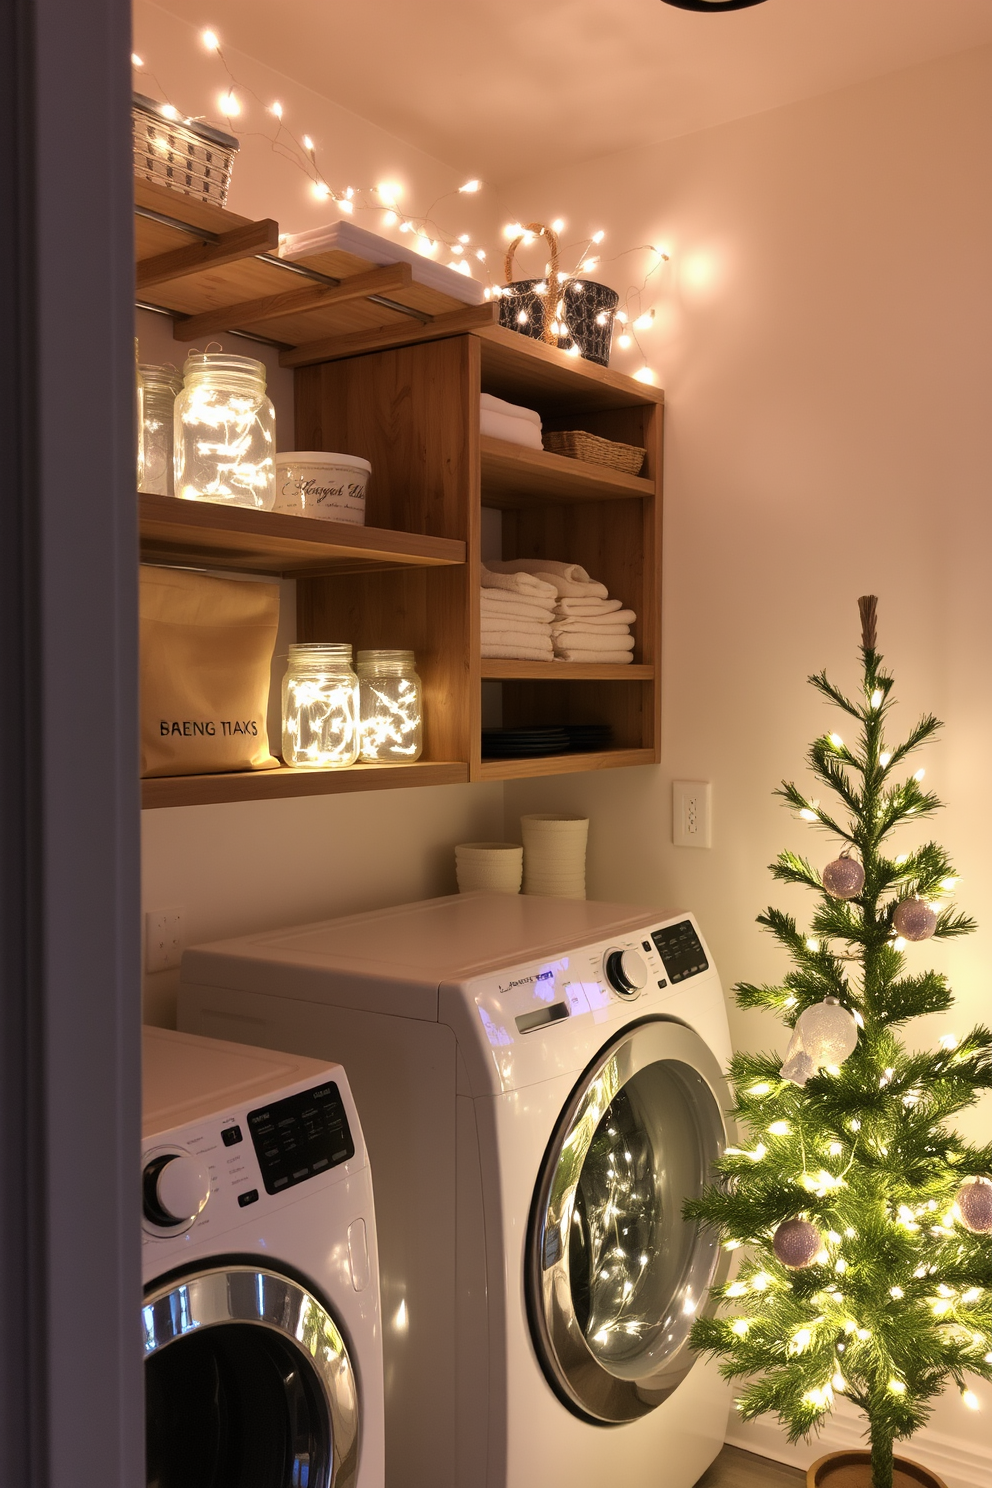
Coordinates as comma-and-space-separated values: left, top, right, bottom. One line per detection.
0, 0, 143, 1482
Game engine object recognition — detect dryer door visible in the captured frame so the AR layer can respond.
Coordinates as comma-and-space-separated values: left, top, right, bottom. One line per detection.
143, 1264, 359, 1488
527, 1018, 729, 1424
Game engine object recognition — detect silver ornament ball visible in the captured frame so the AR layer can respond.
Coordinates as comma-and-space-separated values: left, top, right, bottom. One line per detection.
893, 898, 938, 942
773, 1218, 823, 1269
956, 1178, 992, 1235
822, 856, 865, 900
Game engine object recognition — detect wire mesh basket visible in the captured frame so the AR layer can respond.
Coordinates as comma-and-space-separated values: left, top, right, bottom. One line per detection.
496, 223, 620, 367
132, 92, 239, 207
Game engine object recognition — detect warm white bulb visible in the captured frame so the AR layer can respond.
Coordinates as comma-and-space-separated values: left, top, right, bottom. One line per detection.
767, 1121, 791, 1136
617, 333, 632, 349
888, 1379, 906, 1395
581, 258, 598, 272
399, 221, 412, 233
748, 1083, 772, 1096
880, 752, 892, 767
312, 182, 331, 200
451, 243, 463, 254
218, 91, 240, 117
131, 52, 144, 67
939, 1033, 958, 1051
476, 248, 486, 260
592, 230, 605, 243
914, 768, 926, 781
829, 733, 844, 748
339, 198, 354, 214
503, 222, 524, 239
377, 182, 401, 206
345, 187, 355, 198
160, 103, 179, 120
459, 179, 481, 192
731, 1319, 749, 1337
961, 1389, 980, 1411
551, 218, 565, 232
201, 29, 219, 50
269, 101, 283, 119
871, 689, 884, 708
799, 807, 819, 821
633, 312, 654, 331
303, 135, 314, 152
458, 233, 470, 243
383, 210, 397, 226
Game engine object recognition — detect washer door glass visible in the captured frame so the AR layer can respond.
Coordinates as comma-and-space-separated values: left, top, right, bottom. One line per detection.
528, 1019, 728, 1424
144, 1265, 359, 1488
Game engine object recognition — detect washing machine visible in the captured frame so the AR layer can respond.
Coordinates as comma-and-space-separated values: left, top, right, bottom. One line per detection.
141, 1026, 384, 1488
177, 894, 734, 1488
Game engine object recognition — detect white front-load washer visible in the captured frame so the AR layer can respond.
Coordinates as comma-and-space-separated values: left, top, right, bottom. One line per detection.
141, 1026, 384, 1488
177, 894, 734, 1488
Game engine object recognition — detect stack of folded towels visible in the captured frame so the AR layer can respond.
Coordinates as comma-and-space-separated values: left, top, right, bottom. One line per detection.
479, 393, 543, 450
484, 559, 636, 663
480, 564, 557, 660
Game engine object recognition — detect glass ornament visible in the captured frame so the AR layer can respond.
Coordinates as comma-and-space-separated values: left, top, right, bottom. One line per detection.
281, 644, 359, 769
955, 1178, 992, 1235
139, 365, 183, 496
357, 650, 423, 763
822, 855, 865, 900
174, 352, 276, 509
772, 1218, 822, 1270
892, 898, 938, 942
781, 997, 858, 1087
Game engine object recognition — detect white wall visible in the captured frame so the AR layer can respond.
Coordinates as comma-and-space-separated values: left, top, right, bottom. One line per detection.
500, 46, 992, 1485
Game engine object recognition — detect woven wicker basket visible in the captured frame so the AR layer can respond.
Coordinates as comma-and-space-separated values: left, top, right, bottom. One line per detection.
543, 429, 646, 476
133, 92, 239, 207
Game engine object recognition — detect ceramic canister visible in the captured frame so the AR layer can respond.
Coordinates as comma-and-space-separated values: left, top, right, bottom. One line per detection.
274, 451, 371, 524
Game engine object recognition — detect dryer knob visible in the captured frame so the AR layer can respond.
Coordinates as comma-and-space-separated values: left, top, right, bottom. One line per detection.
143, 1154, 211, 1227
604, 948, 649, 998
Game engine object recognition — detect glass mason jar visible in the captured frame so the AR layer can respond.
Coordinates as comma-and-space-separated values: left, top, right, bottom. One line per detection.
139, 365, 183, 496
281, 644, 359, 769
135, 339, 144, 489
357, 649, 423, 762
174, 352, 276, 509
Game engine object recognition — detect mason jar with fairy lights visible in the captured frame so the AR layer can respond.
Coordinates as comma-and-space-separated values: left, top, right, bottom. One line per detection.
174, 351, 276, 508
139, 364, 183, 496
281, 644, 360, 769
357, 650, 423, 763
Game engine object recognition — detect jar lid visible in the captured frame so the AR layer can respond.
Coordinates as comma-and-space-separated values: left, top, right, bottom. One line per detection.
289, 642, 353, 656
276, 451, 372, 474
140, 364, 183, 393
357, 649, 415, 664
182, 352, 267, 383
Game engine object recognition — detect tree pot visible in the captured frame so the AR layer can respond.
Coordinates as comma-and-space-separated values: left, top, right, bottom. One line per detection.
807, 1450, 947, 1488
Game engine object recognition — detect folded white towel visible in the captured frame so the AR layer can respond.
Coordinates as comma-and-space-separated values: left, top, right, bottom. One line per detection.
482, 604, 556, 626
480, 409, 544, 450
554, 632, 633, 653
482, 621, 553, 642
480, 393, 541, 427
480, 591, 556, 619
552, 611, 637, 630
555, 598, 625, 616
552, 624, 633, 642
554, 648, 634, 664
481, 644, 555, 661
485, 557, 608, 600
480, 565, 557, 599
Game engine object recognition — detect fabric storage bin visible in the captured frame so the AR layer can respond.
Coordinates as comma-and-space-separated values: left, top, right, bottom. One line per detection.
497, 222, 619, 367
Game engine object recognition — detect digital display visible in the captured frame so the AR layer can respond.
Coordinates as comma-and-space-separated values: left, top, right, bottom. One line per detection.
651, 920, 709, 984
248, 1081, 355, 1196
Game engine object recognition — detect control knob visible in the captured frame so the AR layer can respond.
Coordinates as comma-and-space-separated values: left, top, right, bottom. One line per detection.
604, 948, 648, 998
143, 1153, 211, 1228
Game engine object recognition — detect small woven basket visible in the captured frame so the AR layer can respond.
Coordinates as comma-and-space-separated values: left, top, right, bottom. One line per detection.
497, 223, 619, 367
543, 429, 646, 476
133, 92, 239, 207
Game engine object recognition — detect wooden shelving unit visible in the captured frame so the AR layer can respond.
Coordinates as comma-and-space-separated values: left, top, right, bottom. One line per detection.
135, 182, 662, 806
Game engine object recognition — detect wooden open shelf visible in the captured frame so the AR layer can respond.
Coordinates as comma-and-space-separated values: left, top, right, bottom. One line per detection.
139, 492, 465, 578
136, 178, 663, 798
480, 436, 652, 507
142, 759, 469, 810
478, 749, 655, 781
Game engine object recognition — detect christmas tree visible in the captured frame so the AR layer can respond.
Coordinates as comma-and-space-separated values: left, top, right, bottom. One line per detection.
687, 596, 992, 1488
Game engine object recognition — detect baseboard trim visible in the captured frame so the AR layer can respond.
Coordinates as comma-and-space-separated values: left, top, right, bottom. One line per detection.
727, 1400, 992, 1488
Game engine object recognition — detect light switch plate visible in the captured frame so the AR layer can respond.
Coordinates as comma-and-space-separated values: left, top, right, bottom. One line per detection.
673, 781, 712, 848
145, 908, 184, 973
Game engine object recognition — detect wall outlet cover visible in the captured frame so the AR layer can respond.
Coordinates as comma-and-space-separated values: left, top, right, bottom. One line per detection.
673, 780, 712, 849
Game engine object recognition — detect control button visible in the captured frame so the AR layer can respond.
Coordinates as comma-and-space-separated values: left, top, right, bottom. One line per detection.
237, 1189, 259, 1208
143, 1153, 211, 1228
642, 940, 652, 953
657, 979, 667, 989
221, 1125, 243, 1147
348, 1219, 371, 1292
603, 948, 649, 998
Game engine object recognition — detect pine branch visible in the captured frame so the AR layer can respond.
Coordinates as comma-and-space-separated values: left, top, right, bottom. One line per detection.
884, 715, 943, 771
771, 851, 824, 894
808, 669, 864, 719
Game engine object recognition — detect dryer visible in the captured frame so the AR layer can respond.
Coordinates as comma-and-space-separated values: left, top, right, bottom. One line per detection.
177, 894, 733, 1488
141, 1026, 384, 1488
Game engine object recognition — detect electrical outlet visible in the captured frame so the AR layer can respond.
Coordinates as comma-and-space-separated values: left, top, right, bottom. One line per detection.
145, 908, 184, 973
673, 781, 712, 849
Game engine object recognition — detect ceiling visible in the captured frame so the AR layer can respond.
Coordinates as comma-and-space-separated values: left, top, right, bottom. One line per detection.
152, 0, 992, 181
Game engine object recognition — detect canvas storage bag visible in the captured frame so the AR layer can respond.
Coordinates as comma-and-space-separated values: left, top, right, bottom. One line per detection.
140, 565, 280, 777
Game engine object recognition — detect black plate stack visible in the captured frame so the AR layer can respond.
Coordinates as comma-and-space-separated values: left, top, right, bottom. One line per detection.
481, 724, 613, 759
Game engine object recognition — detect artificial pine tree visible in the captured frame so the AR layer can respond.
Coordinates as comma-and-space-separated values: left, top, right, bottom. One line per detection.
688, 596, 992, 1488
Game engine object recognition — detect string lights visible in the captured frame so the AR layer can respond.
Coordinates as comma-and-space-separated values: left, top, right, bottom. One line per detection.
132, 29, 673, 384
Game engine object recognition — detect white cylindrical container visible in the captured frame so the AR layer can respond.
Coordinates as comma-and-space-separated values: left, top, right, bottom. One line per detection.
274, 451, 371, 524
455, 843, 523, 895
521, 814, 589, 899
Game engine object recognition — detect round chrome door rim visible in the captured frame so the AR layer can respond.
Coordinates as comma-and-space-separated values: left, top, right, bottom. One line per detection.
527, 1018, 730, 1424
143, 1264, 359, 1488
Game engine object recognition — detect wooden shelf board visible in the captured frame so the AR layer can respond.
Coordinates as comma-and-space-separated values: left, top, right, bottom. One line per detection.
475, 324, 664, 415
480, 435, 652, 506
142, 759, 469, 809
139, 493, 465, 577
478, 748, 655, 781
481, 660, 652, 680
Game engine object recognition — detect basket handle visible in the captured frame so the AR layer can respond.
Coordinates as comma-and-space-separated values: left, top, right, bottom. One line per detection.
504, 222, 560, 346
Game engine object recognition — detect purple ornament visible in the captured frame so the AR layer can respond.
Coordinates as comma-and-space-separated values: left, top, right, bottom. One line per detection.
893, 898, 938, 942
822, 856, 865, 901
773, 1218, 823, 1269
956, 1178, 992, 1235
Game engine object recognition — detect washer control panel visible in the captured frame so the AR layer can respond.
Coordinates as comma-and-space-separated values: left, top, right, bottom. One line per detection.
248, 1080, 354, 1196
650, 919, 710, 985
